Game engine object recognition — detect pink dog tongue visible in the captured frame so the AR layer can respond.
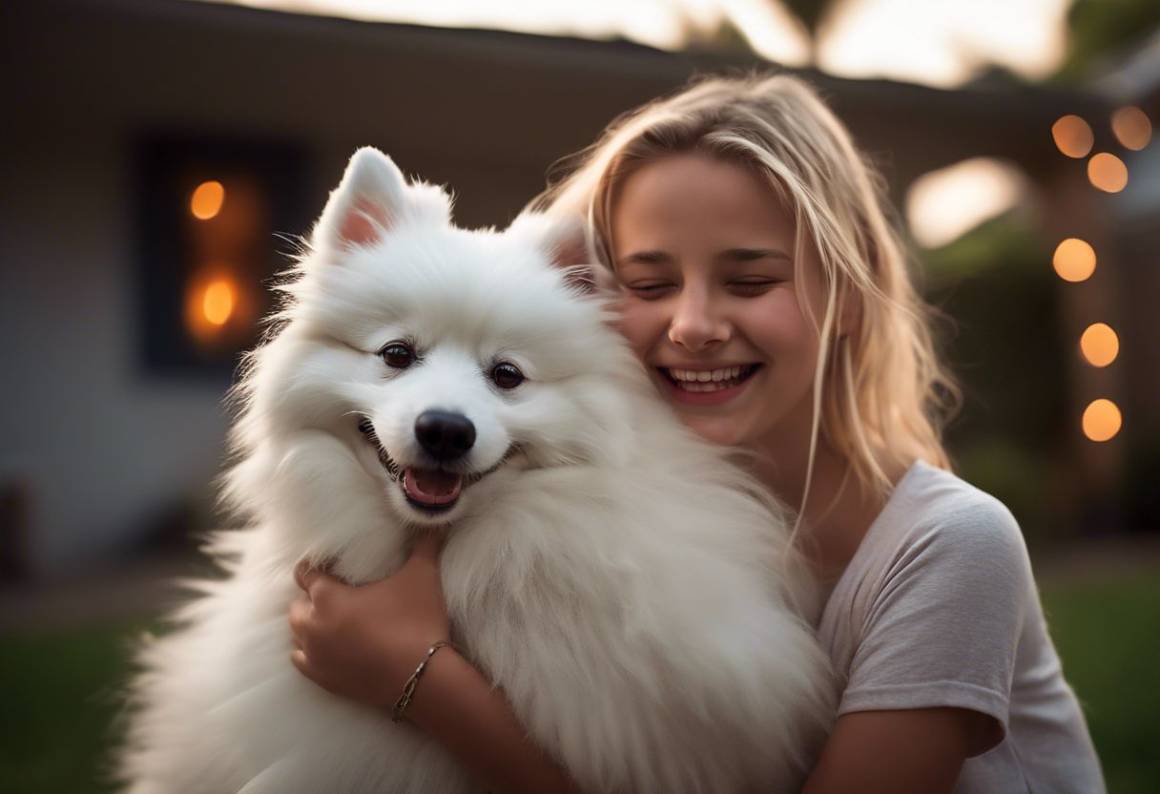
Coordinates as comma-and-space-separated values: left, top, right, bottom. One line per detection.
403, 468, 463, 505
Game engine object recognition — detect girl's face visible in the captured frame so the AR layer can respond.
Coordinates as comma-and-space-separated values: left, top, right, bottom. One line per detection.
610, 152, 826, 448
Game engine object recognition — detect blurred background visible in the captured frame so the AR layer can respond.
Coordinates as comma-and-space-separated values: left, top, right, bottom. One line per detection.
1, 0, 1157, 790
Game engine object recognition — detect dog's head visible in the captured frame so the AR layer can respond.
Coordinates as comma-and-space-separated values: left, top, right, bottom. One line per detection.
240, 148, 641, 531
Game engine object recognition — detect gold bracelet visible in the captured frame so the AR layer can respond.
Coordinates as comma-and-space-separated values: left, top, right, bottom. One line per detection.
391, 640, 453, 723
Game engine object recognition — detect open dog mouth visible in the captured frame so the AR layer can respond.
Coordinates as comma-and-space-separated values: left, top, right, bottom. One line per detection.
356, 417, 514, 515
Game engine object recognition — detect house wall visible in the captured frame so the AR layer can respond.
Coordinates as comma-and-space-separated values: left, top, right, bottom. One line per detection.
1, 0, 674, 573
1, 0, 1126, 573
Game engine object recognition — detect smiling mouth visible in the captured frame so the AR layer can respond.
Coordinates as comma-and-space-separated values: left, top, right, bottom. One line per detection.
658, 364, 761, 393
356, 417, 513, 515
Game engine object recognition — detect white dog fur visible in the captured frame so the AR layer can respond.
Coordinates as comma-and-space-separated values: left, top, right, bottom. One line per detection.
118, 147, 836, 793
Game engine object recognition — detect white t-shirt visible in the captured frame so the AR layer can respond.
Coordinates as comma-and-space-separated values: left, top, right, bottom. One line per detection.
817, 460, 1105, 793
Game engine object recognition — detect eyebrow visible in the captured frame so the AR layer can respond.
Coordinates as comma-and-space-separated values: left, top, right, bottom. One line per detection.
718, 248, 792, 263
616, 250, 674, 267
616, 247, 793, 267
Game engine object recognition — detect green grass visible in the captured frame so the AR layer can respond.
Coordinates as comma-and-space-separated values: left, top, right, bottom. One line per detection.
0, 621, 151, 794
1, 569, 1156, 793
1041, 569, 1160, 794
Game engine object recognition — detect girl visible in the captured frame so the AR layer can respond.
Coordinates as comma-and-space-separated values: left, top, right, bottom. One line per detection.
288, 74, 1104, 792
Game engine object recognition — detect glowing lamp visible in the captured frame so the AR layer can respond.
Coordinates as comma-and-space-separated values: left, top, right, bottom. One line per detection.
202, 279, 236, 326
1079, 323, 1118, 367
1082, 399, 1121, 442
1087, 153, 1128, 193
191, 180, 226, 220
1052, 238, 1096, 283
1111, 106, 1152, 151
1051, 115, 1093, 159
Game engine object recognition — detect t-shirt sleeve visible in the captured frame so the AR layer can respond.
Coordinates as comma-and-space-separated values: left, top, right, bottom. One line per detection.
838, 495, 1032, 752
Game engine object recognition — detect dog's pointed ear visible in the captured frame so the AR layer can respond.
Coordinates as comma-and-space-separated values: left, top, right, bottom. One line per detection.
312, 147, 408, 256
508, 212, 611, 295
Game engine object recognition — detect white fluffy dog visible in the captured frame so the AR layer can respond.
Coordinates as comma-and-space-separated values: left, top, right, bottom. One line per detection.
118, 148, 835, 793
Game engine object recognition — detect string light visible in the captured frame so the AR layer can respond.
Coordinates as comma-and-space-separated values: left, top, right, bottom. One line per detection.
1087, 153, 1128, 193
1079, 323, 1119, 367
1052, 238, 1096, 282
1051, 115, 1094, 158
1111, 106, 1152, 151
1082, 399, 1122, 442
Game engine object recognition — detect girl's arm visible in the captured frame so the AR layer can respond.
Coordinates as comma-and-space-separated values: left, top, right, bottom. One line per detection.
802, 707, 992, 793
289, 534, 583, 794
401, 644, 584, 793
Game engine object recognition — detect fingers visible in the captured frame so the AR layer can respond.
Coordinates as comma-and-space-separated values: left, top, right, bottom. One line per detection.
294, 559, 344, 604
295, 558, 323, 591
290, 648, 310, 676
288, 594, 313, 633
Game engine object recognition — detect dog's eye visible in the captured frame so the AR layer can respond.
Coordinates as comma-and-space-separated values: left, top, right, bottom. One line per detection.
491, 363, 525, 390
380, 342, 415, 369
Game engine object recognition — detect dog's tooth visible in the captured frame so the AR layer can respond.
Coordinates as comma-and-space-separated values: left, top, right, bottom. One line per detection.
711, 369, 726, 382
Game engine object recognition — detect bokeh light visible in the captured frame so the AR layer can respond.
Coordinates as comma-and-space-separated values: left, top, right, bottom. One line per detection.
1051, 114, 1094, 158
1082, 399, 1122, 442
190, 180, 226, 220
1080, 323, 1119, 367
1053, 238, 1097, 282
202, 279, 236, 326
1111, 106, 1152, 151
185, 269, 242, 345
1087, 153, 1128, 193
905, 158, 1027, 249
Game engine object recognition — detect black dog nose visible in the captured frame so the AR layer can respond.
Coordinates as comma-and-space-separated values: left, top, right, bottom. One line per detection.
414, 410, 476, 461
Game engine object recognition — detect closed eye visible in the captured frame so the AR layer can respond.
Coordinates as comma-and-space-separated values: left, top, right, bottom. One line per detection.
626, 282, 675, 297
729, 279, 780, 295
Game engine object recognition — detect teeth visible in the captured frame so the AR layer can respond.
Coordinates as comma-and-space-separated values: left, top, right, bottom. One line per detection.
666, 366, 746, 382
663, 365, 754, 392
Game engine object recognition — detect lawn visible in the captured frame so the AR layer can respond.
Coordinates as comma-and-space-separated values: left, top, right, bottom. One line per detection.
1041, 569, 1160, 794
1, 568, 1156, 793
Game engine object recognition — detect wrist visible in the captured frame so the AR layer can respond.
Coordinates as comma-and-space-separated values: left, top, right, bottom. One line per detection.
375, 628, 451, 707
391, 640, 455, 723
395, 645, 475, 731
396, 649, 585, 794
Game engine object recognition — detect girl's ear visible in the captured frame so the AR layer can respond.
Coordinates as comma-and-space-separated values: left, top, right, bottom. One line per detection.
312, 147, 409, 257
507, 212, 614, 295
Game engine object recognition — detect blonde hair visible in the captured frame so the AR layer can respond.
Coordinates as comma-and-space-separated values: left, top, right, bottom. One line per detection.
530, 73, 960, 501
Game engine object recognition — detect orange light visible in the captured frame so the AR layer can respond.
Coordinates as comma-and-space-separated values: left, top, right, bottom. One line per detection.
1111, 106, 1152, 151
1051, 115, 1094, 158
1052, 238, 1096, 283
1082, 399, 1121, 442
1079, 323, 1119, 367
191, 180, 226, 220
1087, 153, 1128, 193
202, 279, 236, 326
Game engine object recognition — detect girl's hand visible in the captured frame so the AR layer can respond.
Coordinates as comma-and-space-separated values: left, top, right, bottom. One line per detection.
288, 532, 450, 709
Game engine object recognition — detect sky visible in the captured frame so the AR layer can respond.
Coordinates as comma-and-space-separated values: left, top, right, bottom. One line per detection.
207, 0, 1072, 89
197, 0, 1075, 247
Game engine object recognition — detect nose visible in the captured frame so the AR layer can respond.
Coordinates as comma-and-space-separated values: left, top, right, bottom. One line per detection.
667, 289, 730, 352
414, 410, 476, 462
